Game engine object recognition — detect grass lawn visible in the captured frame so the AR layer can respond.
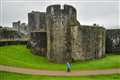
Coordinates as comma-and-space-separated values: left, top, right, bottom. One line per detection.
0, 45, 120, 70
0, 71, 120, 80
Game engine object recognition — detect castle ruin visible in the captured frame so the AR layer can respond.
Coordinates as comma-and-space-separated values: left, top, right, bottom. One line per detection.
28, 4, 106, 63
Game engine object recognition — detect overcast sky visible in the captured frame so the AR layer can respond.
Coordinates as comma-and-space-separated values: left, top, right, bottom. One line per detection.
0, 0, 120, 29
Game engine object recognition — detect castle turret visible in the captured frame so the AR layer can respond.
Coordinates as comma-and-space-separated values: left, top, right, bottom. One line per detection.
46, 4, 78, 63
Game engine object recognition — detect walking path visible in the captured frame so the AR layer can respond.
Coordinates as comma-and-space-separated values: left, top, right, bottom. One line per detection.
0, 65, 120, 76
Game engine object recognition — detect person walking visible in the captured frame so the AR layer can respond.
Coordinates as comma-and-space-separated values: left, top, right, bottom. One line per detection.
66, 62, 71, 72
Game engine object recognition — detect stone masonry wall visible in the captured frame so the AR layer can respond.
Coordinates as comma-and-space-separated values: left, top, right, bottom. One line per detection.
106, 29, 120, 53
28, 11, 46, 33
71, 24, 106, 61
29, 31, 47, 56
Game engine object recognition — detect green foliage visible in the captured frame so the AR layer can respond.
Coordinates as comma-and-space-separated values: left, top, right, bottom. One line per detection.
0, 45, 120, 70
0, 71, 120, 80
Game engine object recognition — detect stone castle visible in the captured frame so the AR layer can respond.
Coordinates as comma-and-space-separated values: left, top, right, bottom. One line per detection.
12, 21, 29, 35
28, 4, 106, 63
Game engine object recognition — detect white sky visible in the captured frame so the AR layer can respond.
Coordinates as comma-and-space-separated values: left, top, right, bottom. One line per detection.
0, 0, 120, 29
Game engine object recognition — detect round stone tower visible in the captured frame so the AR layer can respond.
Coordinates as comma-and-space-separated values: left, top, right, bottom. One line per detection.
46, 4, 78, 63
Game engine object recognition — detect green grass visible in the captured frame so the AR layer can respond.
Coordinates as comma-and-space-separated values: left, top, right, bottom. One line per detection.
0, 71, 120, 80
0, 45, 120, 70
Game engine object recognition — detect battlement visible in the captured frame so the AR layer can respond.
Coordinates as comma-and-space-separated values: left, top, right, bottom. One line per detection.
46, 4, 76, 17
63, 5, 76, 16
46, 4, 77, 26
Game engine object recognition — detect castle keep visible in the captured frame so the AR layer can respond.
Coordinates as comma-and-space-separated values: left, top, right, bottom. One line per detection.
28, 4, 106, 63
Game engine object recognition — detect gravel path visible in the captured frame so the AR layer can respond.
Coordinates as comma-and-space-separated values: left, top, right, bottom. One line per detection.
0, 65, 120, 76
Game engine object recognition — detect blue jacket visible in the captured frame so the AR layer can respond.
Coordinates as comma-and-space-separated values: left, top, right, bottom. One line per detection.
66, 63, 70, 69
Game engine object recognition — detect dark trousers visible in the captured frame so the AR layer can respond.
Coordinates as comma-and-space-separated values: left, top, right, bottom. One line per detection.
67, 68, 71, 72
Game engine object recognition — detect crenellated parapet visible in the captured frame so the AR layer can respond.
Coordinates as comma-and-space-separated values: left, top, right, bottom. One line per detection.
46, 4, 77, 26
47, 4, 76, 16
